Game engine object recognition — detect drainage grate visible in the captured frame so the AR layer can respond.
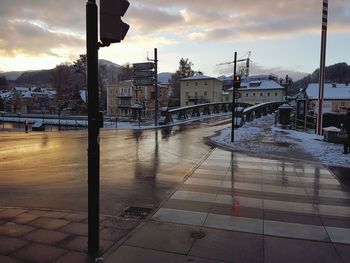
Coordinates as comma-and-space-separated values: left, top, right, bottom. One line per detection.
120, 206, 153, 220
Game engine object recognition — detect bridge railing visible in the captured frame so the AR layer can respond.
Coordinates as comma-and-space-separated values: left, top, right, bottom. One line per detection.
240, 101, 284, 126
163, 101, 283, 125
164, 102, 251, 123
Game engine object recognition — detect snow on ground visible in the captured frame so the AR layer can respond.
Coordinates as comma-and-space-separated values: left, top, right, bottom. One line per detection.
211, 114, 350, 168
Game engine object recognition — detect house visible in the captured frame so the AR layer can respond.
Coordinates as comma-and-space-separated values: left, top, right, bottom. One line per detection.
107, 81, 169, 117
1, 86, 57, 113
180, 74, 223, 107
303, 83, 350, 114
230, 74, 285, 104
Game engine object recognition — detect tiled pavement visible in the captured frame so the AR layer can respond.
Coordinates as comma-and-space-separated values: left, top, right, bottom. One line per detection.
105, 148, 350, 263
2, 148, 350, 262
0, 208, 139, 262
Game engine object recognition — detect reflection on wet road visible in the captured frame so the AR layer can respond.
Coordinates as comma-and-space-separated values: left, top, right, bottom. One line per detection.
0, 122, 229, 215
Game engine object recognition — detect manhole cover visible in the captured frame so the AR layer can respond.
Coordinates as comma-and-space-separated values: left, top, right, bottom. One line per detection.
120, 206, 153, 219
190, 231, 205, 239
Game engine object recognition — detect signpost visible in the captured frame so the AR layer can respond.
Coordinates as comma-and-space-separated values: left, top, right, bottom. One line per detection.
133, 50, 159, 126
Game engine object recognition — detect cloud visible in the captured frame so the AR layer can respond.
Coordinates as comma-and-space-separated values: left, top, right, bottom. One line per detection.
215, 62, 308, 81
0, 0, 349, 65
0, 19, 84, 57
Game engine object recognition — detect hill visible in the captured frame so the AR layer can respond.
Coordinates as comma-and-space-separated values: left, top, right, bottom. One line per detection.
15, 69, 53, 86
0, 71, 25, 81
289, 62, 350, 95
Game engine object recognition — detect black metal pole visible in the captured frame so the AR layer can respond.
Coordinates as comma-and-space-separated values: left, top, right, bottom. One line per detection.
87, 0, 100, 256
231, 52, 237, 142
154, 48, 158, 126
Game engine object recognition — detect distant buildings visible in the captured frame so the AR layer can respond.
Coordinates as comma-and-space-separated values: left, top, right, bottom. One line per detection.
0, 86, 87, 114
302, 83, 350, 114
180, 74, 223, 107
236, 75, 286, 104
107, 81, 169, 117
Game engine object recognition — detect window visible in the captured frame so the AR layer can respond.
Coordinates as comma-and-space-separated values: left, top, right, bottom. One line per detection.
275, 92, 278, 96
341, 101, 346, 107
253, 93, 255, 97
260, 93, 263, 97
267, 92, 270, 97
186, 101, 188, 105
204, 91, 208, 96
246, 93, 249, 97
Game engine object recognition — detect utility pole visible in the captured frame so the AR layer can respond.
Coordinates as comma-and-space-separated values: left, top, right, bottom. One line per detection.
86, 0, 99, 256
231, 52, 237, 142
154, 48, 158, 126
317, 0, 328, 135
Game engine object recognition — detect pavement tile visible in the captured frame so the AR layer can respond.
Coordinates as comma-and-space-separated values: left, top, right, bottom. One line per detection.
325, 227, 350, 244
334, 244, 350, 263
12, 213, 40, 224
125, 221, 200, 254
0, 222, 34, 238
0, 209, 27, 220
190, 227, 263, 263
13, 243, 67, 263
163, 199, 213, 214
264, 220, 330, 242
264, 211, 323, 226
321, 215, 350, 228
211, 204, 263, 220
55, 251, 90, 263
62, 213, 87, 223
23, 228, 69, 245
0, 255, 26, 263
204, 213, 263, 234
0, 236, 28, 255
104, 245, 223, 263
99, 227, 128, 242
59, 236, 113, 254
264, 236, 343, 263
59, 222, 88, 236
28, 217, 70, 230
100, 217, 139, 230
152, 208, 207, 226
41, 211, 69, 219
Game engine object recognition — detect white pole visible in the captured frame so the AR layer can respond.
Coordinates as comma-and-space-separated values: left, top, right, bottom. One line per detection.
317, 0, 328, 135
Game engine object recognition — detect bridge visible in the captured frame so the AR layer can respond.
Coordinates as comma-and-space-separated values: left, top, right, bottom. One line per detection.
162, 101, 284, 126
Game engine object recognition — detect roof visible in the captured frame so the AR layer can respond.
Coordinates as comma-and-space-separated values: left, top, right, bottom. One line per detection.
239, 80, 284, 90
306, 83, 350, 100
181, 74, 216, 81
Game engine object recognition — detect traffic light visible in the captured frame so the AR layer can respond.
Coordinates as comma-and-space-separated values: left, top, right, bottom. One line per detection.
100, 0, 130, 44
234, 75, 241, 89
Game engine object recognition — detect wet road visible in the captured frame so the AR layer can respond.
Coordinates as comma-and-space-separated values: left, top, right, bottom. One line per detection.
0, 121, 229, 215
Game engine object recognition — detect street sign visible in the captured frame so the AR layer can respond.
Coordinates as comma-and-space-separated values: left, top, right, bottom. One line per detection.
133, 62, 154, 71
133, 78, 154, 86
133, 70, 154, 78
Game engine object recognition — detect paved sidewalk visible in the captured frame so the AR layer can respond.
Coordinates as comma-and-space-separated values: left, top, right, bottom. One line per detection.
1, 148, 350, 262
0, 208, 139, 262
104, 148, 350, 263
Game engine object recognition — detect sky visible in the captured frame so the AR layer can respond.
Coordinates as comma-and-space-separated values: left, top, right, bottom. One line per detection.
0, 0, 349, 80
